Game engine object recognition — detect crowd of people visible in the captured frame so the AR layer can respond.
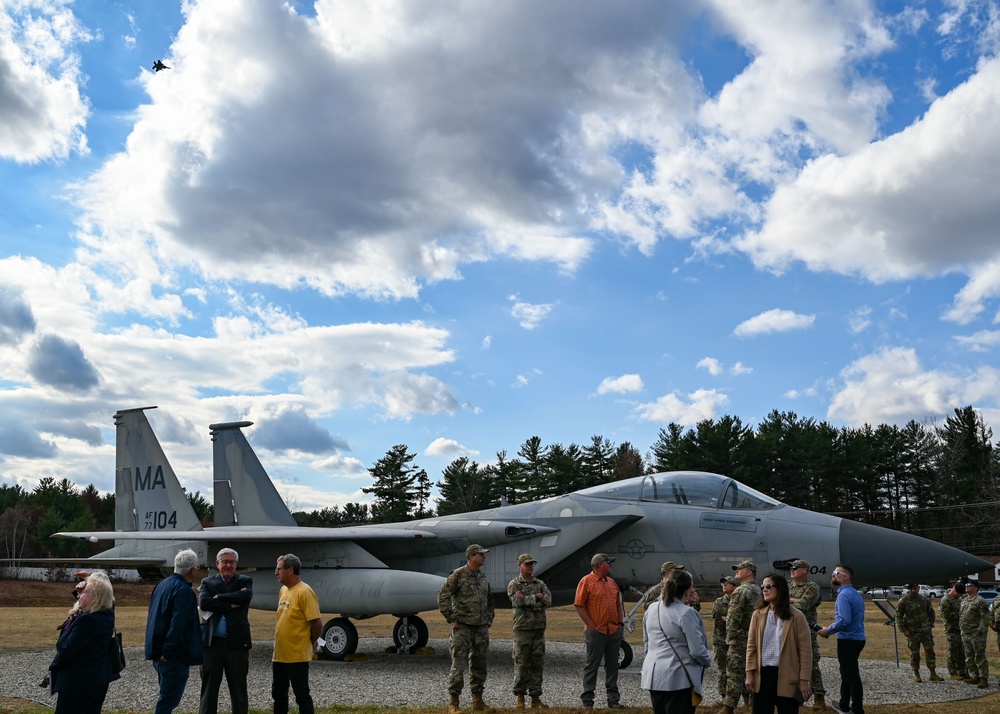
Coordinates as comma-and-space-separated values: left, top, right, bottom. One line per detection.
42, 548, 1000, 714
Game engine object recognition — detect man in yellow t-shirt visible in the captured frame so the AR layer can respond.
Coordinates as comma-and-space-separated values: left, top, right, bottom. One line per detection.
272, 554, 322, 714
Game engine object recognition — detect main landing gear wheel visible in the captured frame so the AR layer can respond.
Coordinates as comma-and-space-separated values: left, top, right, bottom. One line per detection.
392, 615, 429, 652
320, 617, 358, 660
618, 640, 634, 669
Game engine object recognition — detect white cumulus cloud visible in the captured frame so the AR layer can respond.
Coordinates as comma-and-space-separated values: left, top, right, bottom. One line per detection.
596, 374, 644, 395
733, 309, 815, 337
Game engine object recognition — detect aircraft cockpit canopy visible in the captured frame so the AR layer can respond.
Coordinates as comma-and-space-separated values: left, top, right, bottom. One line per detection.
579, 471, 779, 510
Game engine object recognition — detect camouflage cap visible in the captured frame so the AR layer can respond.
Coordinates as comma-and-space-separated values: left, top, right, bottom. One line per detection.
787, 559, 809, 570
591, 553, 616, 567
905, 583, 918, 589
720, 575, 738, 587
732, 559, 757, 573
466, 544, 489, 557
660, 561, 685, 573
517, 554, 537, 565
965, 579, 980, 589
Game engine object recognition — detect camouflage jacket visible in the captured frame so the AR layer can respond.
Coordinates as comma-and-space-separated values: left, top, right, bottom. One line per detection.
896, 592, 935, 633
438, 565, 494, 627
726, 581, 761, 642
789, 578, 821, 626
642, 582, 702, 611
507, 574, 552, 630
939, 592, 961, 630
711, 594, 730, 647
959, 594, 990, 637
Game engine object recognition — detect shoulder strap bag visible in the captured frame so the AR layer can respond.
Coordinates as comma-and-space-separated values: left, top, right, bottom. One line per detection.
657, 604, 703, 707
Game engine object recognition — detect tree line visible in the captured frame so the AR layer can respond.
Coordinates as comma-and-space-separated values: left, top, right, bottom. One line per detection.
3, 405, 998, 561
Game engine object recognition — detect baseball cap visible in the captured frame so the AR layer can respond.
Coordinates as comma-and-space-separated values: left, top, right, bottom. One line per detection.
720, 576, 738, 586
517, 554, 537, 565
466, 544, 489, 557
732, 559, 757, 573
660, 561, 685, 573
787, 559, 809, 570
591, 553, 615, 567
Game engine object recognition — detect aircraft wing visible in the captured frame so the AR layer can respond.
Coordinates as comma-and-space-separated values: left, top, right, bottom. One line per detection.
54, 525, 441, 542
0, 556, 168, 567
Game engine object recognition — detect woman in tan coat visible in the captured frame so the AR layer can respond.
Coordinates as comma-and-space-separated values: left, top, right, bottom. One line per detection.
745, 573, 812, 714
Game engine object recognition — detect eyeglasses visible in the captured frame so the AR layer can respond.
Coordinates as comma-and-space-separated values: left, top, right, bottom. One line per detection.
218, 560, 237, 565
832, 570, 846, 577
762, 584, 776, 590
275, 566, 291, 571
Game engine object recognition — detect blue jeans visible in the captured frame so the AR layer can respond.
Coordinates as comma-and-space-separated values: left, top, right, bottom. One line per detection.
153, 659, 191, 714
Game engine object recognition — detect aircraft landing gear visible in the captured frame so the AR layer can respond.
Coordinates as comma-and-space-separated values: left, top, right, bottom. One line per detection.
319, 617, 358, 660
618, 640, 633, 669
392, 615, 429, 653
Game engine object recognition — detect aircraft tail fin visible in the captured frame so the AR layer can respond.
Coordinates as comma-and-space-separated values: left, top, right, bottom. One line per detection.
114, 407, 203, 533
210, 421, 297, 527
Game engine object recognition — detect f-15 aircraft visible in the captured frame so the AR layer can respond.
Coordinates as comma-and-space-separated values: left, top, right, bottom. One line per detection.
57, 406, 990, 661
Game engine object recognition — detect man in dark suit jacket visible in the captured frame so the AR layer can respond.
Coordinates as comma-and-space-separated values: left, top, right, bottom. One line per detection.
199, 547, 254, 714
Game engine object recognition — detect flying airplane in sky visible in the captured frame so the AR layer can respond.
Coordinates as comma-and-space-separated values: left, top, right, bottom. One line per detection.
56, 407, 990, 662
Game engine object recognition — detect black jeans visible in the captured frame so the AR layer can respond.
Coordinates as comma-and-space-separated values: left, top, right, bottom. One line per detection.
649, 688, 696, 714
271, 661, 314, 714
836, 638, 866, 714
751, 666, 800, 714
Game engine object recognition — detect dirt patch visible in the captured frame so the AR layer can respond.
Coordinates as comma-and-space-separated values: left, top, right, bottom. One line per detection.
0, 579, 155, 608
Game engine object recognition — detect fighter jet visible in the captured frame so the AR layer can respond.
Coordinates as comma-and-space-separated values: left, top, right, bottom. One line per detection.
56, 407, 990, 662
152, 60, 170, 72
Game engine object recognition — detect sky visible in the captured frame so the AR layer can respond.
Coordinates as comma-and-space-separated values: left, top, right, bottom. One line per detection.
3, 0, 1000, 512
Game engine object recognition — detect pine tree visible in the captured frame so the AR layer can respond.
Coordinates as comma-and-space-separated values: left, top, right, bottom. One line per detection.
363, 444, 422, 523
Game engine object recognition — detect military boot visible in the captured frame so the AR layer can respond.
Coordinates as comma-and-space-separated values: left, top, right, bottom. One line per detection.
812, 694, 827, 710
530, 695, 549, 709
515, 694, 525, 709
471, 692, 490, 711
963, 676, 979, 684
913, 669, 922, 683
449, 693, 461, 714
928, 669, 944, 682
979, 677, 989, 689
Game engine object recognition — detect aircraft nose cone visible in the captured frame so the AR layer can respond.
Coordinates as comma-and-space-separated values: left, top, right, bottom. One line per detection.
839, 519, 990, 584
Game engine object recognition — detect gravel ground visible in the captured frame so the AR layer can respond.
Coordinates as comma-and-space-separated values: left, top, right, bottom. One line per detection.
3, 637, 996, 711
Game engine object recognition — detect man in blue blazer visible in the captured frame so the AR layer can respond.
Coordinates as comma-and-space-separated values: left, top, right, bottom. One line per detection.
199, 547, 254, 714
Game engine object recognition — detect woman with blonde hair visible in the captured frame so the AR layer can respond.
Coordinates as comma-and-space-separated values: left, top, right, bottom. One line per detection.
48, 573, 116, 714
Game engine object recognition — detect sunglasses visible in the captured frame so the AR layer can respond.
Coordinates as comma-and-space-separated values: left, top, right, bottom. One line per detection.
762, 584, 776, 590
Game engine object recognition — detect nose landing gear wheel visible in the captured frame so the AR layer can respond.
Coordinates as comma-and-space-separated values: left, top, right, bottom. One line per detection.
618, 640, 633, 669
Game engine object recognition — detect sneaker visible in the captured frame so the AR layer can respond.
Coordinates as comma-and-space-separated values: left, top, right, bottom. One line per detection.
829, 701, 850, 714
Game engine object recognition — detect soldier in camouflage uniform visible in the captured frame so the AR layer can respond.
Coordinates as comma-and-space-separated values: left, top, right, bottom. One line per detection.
991, 595, 1000, 654
642, 561, 701, 612
939, 580, 968, 680
895, 583, 942, 682
507, 554, 552, 709
713, 575, 737, 700
959, 580, 990, 688
787, 559, 828, 708
723, 559, 761, 714
439, 544, 496, 713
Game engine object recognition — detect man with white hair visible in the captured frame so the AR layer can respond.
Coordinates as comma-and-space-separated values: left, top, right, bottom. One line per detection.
199, 547, 253, 714
146, 549, 204, 714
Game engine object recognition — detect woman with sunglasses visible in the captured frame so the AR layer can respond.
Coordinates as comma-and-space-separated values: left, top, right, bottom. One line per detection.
745, 573, 812, 714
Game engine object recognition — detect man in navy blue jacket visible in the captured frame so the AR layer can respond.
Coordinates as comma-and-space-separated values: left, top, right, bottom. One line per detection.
146, 549, 204, 714
199, 547, 253, 714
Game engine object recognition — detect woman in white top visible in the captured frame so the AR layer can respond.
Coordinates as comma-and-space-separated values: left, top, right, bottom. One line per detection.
745, 573, 812, 714
642, 570, 712, 714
